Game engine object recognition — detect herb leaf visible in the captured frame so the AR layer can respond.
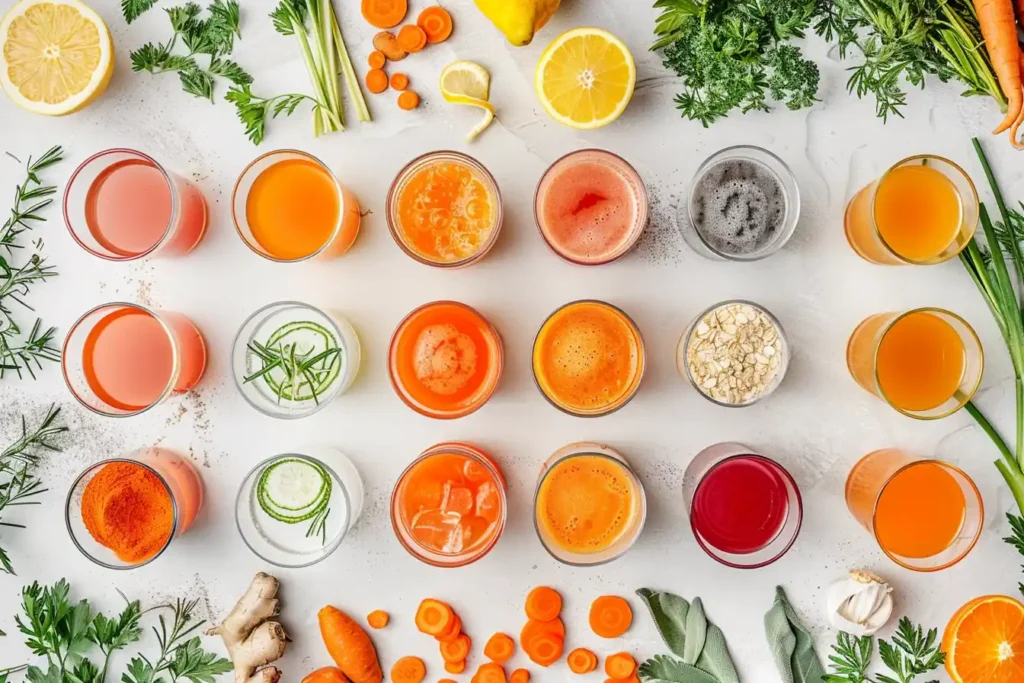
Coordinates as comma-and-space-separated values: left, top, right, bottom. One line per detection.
225, 85, 313, 145
121, 0, 159, 23
178, 67, 216, 100
825, 631, 873, 683
764, 586, 826, 683
638, 655, 719, 683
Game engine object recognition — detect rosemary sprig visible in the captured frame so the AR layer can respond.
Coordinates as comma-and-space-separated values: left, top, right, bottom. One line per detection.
305, 505, 330, 545
244, 340, 341, 406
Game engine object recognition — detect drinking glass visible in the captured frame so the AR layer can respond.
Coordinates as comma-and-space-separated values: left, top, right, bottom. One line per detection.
845, 155, 978, 265
63, 303, 207, 417
64, 149, 207, 260
846, 449, 983, 571
65, 447, 203, 569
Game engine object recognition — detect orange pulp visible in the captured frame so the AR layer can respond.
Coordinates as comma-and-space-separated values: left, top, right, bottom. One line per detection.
874, 165, 962, 262
874, 461, 967, 558
943, 595, 1024, 683
876, 311, 965, 412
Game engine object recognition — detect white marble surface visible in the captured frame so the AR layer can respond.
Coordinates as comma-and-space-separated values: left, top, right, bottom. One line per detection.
2, 0, 1024, 680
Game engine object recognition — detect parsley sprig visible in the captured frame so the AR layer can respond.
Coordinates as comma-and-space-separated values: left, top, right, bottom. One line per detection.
825, 620, 945, 683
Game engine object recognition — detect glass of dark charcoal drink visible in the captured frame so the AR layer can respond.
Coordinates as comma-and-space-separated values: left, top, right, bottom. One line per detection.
680, 146, 800, 261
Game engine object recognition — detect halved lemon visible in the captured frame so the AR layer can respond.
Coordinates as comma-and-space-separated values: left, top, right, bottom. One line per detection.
439, 60, 496, 143
1, 0, 113, 116
535, 27, 635, 130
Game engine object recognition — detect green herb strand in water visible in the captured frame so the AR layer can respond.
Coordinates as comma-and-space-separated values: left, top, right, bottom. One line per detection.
244, 340, 342, 406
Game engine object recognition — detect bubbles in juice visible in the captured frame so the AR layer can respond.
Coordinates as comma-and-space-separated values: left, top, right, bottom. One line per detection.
691, 158, 787, 256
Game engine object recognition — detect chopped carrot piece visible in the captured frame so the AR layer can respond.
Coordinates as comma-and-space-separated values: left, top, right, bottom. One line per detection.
367, 610, 390, 629
397, 24, 427, 53
416, 6, 453, 43
483, 633, 515, 664
440, 634, 471, 663
440, 680, 458, 683
567, 649, 598, 674
474, 663, 507, 683
416, 599, 454, 636
391, 656, 427, 683
605, 653, 635, 679
390, 72, 410, 91
361, 0, 407, 28
589, 596, 633, 638
524, 635, 563, 667
519, 617, 564, 650
301, 668, 349, 683
436, 614, 462, 642
525, 587, 562, 622
365, 68, 389, 94
445, 660, 467, 675
397, 90, 420, 110
368, 50, 387, 69
509, 670, 530, 683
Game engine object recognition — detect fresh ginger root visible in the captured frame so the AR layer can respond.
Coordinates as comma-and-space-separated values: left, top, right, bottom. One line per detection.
206, 572, 289, 683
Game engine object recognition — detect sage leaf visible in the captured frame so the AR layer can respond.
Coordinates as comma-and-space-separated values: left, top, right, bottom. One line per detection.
636, 588, 690, 658
683, 597, 708, 664
638, 655, 719, 683
764, 586, 826, 683
696, 624, 739, 683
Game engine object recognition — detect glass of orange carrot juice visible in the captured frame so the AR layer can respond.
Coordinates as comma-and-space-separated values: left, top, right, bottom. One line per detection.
846, 449, 983, 571
65, 447, 204, 569
233, 150, 362, 262
847, 308, 983, 419
533, 442, 646, 566
63, 303, 207, 417
391, 442, 507, 567
64, 149, 208, 260
845, 155, 978, 265
386, 151, 502, 268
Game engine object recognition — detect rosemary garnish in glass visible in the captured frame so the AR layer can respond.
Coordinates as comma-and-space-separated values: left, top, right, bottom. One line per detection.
243, 339, 341, 405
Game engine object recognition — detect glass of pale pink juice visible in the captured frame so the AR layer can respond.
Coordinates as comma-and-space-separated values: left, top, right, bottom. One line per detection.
534, 149, 648, 265
63, 303, 207, 417
64, 149, 208, 260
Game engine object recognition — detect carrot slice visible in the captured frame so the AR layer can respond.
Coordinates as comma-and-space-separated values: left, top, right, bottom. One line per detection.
524, 635, 563, 667
509, 670, 530, 683
397, 24, 427, 53
525, 587, 562, 622
397, 90, 421, 110
519, 617, 564, 650
365, 68, 389, 94
361, 0, 407, 28
416, 6, 453, 43
366, 610, 389, 629
440, 680, 458, 683
589, 596, 632, 638
445, 660, 467, 675
416, 599, 454, 636
605, 653, 635, 679
390, 73, 410, 91
436, 614, 462, 642
368, 50, 387, 70
391, 657, 426, 683
483, 633, 515, 664
567, 649, 597, 674
474, 663, 507, 683
440, 634, 471, 663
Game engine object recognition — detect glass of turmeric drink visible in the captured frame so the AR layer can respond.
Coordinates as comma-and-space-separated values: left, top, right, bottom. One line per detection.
845, 155, 978, 265
532, 300, 645, 417
65, 447, 204, 569
846, 449, 983, 571
387, 151, 502, 268
391, 442, 507, 567
233, 150, 362, 262
533, 442, 646, 566
847, 308, 983, 419
388, 301, 504, 419
63, 303, 207, 417
64, 149, 208, 260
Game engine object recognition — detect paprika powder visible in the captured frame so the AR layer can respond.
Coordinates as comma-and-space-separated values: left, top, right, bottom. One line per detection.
81, 461, 174, 563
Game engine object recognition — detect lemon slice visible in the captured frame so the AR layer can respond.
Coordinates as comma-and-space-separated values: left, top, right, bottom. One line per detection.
439, 60, 496, 143
535, 27, 636, 130
0, 0, 113, 116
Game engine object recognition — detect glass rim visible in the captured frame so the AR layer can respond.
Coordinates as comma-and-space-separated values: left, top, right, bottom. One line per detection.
62, 301, 184, 418
871, 307, 983, 420
531, 299, 646, 417
685, 145, 801, 262
63, 148, 180, 262
533, 148, 649, 266
688, 452, 803, 569
869, 458, 983, 572
390, 442, 507, 567
387, 300, 504, 419
64, 457, 179, 570
869, 154, 979, 265
679, 299, 790, 408
385, 150, 503, 269
231, 300, 351, 419
231, 149, 346, 263
532, 449, 647, 567
234, 452, 353, 568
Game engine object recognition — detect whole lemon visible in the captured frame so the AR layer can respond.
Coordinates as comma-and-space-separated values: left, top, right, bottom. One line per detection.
473, 0, 561, 46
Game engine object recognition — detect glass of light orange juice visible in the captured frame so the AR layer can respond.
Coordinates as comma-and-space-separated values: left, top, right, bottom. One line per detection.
845, 155, 978, 265
846, 449, 983, 571
386, 151, 502, 268
391, 442, 507, 567
233, 150, 362, 262
533, 442, 646, 566
64, 149, 208, 260
847, 308, 983, 419
63, 303, 207, 417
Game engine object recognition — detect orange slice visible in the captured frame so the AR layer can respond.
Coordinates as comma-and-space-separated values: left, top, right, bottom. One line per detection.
943, 594, 1024, 682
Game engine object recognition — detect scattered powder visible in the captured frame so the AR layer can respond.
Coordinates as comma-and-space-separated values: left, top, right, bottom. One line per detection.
635, 187, 685, 265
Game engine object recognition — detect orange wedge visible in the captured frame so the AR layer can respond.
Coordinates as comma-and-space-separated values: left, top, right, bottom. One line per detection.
943, 594, 1024, 682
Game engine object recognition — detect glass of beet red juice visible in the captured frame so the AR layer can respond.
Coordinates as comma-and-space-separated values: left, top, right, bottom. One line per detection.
684, 442, 802, 568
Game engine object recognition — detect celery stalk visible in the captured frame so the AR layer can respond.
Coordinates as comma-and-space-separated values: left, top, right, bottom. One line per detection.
331, 7, 371, 123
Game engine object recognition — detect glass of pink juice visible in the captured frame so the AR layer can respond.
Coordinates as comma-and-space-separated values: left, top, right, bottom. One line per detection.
63, 303, 207, 417
534, 149, 648, 265
684, 442, 802, 568
64, 149, 208, 260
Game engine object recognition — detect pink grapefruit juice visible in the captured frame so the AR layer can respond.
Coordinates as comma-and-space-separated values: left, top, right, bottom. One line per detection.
535, 150, 648, 265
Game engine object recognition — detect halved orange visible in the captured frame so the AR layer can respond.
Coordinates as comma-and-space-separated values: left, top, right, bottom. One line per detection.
943, 594, 1024, 682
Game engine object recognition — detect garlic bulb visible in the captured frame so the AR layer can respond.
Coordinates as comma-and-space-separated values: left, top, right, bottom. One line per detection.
826, 569, 894, 636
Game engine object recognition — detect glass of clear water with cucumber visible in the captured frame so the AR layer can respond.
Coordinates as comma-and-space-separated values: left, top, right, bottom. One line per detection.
232, 301, 361, 418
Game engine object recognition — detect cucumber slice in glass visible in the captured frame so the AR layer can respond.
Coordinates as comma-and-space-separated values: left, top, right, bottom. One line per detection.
256, 458, 332, 523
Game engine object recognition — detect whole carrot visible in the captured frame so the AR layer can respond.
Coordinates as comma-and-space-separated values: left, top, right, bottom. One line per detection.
972, 0, 1023, 136
318, 606, 383, 683
1013, 52, 1024, 148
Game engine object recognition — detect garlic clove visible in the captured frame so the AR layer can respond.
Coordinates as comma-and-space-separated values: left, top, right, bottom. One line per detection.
826, 569, 894, 636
